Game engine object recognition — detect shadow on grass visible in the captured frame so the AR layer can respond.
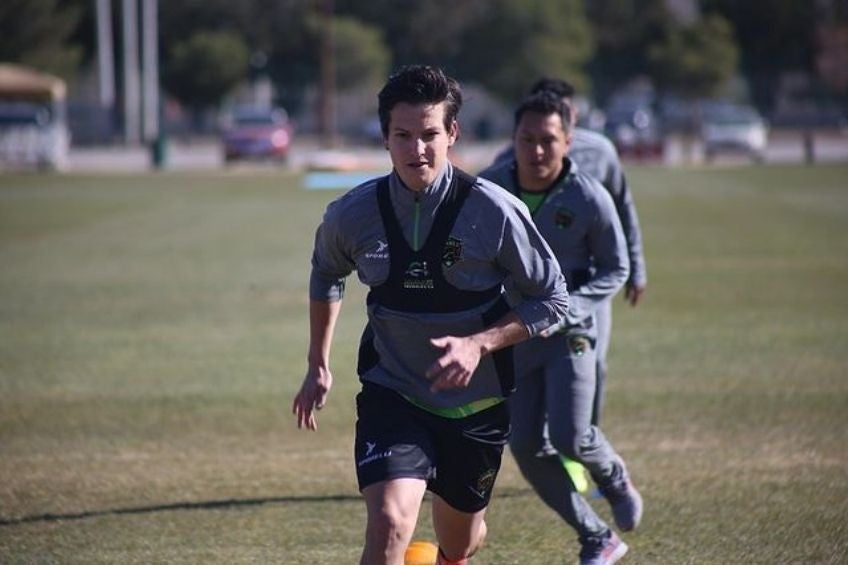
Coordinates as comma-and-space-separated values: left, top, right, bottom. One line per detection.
0, 494, 360, 527
0, 488, 533, 527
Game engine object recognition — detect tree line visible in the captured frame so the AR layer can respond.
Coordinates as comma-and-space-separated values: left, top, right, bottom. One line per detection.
1, 0, 845, 119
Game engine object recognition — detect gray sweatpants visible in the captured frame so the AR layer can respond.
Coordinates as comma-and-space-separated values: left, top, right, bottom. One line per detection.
508, 330, 620, 543
592, 297, 613, 425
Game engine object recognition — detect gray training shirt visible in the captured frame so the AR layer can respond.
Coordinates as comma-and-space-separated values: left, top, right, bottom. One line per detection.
495, 127, 647, 288
479, 158, 629, 334
310, 162, 569, 410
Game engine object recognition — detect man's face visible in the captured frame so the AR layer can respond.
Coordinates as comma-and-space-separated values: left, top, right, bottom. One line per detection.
385, 102, 458, 191
514, 110, 570, 191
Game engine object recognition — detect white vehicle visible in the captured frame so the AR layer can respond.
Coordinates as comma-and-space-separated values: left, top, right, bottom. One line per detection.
702, 104, 768, 163
0, 64, 70, 171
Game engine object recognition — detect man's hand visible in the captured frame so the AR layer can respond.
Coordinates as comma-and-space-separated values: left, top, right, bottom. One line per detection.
625, 283, 646, 307
426, 336, 484, 393
292, 365, 333, 431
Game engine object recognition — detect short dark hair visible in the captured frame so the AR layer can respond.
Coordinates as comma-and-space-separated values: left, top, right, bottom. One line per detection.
377, 65, 463, 137
514, 91, 573, 133
529, 77, 576, 100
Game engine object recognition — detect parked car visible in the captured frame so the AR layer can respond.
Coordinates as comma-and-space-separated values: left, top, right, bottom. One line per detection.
701, 104, 768, 162
603, 99, 663, 160
0, 102, 69, 171
221, 106, 292, 164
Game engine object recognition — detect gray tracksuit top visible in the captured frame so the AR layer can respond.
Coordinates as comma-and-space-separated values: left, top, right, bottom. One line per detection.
479, 158, 629, 334
495, 127, 647, 288
310, 162, 569, 410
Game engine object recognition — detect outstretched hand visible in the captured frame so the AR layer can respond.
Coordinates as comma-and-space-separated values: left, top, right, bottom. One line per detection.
291, 365, 333, 431
426, 335, 483, 393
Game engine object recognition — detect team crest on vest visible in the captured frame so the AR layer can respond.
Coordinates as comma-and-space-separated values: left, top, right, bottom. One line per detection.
404, 261, 434, 289
442, 236, 463, 267
554, 207, 575, 229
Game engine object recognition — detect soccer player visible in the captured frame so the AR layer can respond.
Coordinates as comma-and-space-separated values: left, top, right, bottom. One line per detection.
493, 77, 647, 425
292, 65, 569, 565
480, 92, 642, 565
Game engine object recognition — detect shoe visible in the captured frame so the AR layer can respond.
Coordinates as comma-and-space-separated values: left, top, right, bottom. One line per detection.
597, 458, 643, 532
579, 531, 628, 565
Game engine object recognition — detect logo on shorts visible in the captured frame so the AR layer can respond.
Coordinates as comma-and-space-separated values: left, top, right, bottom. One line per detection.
468, 468, 497, 499
358, 440, 392, 467
404, 260, 434, 289
442, 236, 462, 267
554, 207, 575, 229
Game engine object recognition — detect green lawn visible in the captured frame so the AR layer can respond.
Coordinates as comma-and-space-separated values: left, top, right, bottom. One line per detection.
1, 165, 846, 563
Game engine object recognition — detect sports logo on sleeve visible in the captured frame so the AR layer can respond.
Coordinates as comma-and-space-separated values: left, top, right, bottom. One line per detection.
365, 239, 390, 260
442, 236, 463, 267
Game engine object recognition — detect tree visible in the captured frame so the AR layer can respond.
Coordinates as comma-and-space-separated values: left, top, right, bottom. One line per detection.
0, 0, 83, 79
256, 0, 323, 113
584, 0, 674, 104
648, 14, 739, 100
335, 0, 488, 69
331, 16, 390, 91
456, 0, 594, 103
701, 0, 819, 112
162, 31, 249, 115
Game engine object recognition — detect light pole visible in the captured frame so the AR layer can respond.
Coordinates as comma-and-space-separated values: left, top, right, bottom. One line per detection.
319, 0, 336, 147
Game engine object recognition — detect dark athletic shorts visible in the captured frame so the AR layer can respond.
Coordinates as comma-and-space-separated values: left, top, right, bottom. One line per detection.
354, 381, 510, 513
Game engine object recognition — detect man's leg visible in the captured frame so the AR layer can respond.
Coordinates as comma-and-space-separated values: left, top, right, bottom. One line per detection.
431, 494, 488, 563
546, 334, 616, 474
546, 334, 643, 533
361, 478, 428, 565
512, 335, 610, 543
592, 299, 613, 426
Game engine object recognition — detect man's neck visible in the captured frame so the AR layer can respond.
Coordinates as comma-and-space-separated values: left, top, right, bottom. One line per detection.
516, 160, 567, 193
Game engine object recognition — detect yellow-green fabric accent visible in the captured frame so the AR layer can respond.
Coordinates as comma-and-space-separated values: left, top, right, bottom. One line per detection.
402, 394, 504, 419
561, 456, 589, 493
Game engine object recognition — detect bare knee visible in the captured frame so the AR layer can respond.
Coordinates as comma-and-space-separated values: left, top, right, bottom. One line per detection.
361, 479, 426, 564
437, 519, 486, 564
432, 496, 488, 562
365, 500, 418, 551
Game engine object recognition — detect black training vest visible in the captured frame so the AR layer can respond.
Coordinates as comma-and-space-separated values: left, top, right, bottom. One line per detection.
357, 169, 515, 396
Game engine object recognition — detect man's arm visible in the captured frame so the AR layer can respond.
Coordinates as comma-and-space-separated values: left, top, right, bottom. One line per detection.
425, 186, 569, 392
605, 160, 647, 305
292, 299, 341, 430
426, 311, 529, 392
563, 185, 630, 325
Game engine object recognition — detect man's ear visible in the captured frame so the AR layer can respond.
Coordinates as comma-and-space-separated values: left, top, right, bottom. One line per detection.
564, 130, 574, 151
448, 120, 459, 146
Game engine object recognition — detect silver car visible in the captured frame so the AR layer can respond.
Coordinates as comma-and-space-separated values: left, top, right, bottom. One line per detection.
702, 104, 768, 163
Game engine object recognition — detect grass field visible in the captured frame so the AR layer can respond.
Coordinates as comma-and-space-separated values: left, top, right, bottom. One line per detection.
1, 164, 847, 564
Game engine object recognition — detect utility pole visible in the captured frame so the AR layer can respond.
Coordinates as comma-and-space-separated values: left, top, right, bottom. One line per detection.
141, 0, 159, 143
122, 0, 141, 144
95, 0, 115, 110
318, 0, 336, 147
